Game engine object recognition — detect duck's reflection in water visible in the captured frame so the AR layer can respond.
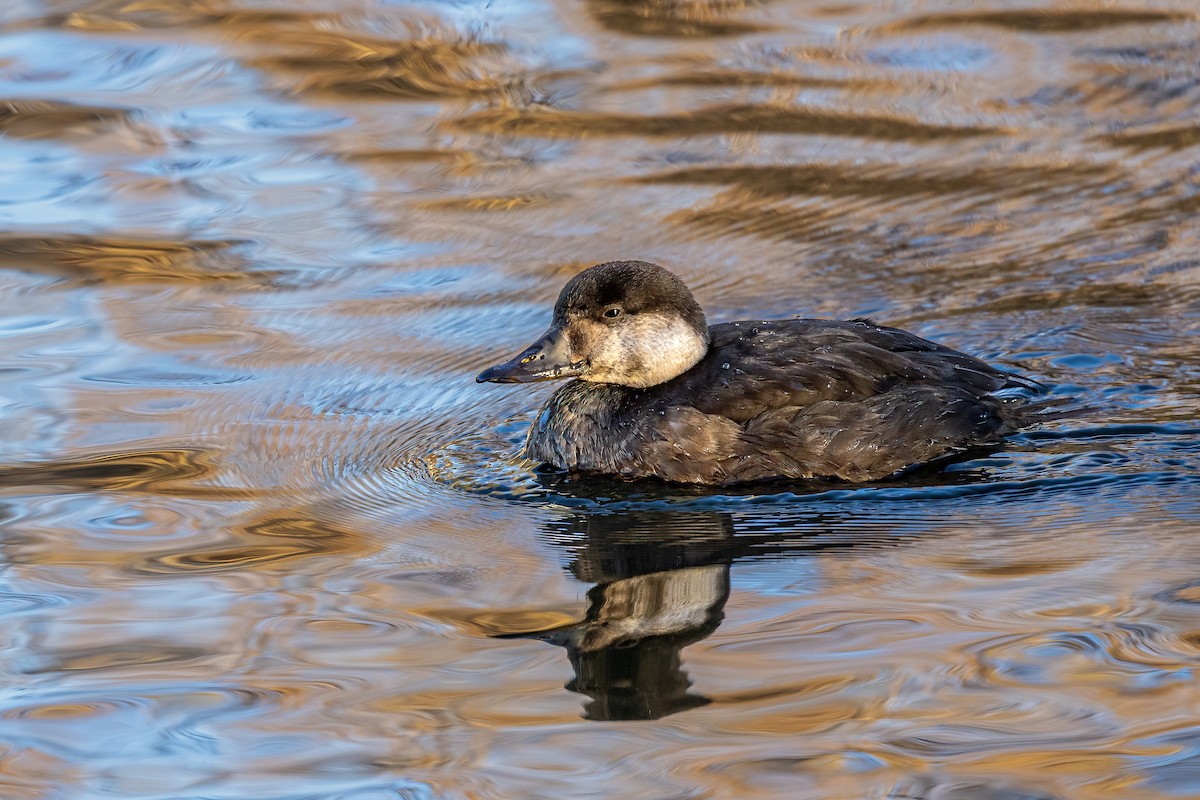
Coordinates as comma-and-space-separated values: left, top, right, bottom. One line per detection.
500, 512, 735, 721
498, 499, 940, 720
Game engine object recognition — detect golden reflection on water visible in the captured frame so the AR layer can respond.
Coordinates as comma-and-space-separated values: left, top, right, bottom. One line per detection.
1, 0, 1200, 797
132, 515, 369, 575
0, 448, 213, 492
583, 0, 768, 38
449, 102, 1003, 140
0, 236, 254, 284
0, 99, 130, 138
251, 34, 508, 100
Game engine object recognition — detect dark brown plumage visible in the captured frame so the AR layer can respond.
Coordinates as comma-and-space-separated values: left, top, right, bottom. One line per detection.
478, 261, 1049, 484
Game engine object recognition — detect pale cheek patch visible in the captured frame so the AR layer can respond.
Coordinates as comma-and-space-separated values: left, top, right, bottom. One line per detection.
627, 314, 708, 387
584, 313, 708, 388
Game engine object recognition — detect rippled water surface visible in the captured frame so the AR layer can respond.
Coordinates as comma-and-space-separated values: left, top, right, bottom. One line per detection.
2, 0, 1199, 797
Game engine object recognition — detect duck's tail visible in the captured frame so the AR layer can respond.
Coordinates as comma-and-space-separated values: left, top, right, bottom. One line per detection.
998, 394, 1092, 431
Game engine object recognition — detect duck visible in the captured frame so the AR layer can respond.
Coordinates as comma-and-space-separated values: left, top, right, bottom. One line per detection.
477, 260, 1048, 485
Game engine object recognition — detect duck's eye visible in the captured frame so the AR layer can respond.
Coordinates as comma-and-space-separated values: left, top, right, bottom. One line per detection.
603, 308, 622, 319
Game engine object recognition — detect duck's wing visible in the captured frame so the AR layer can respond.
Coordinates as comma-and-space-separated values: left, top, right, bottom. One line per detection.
830, 318, 1042, 391
641, 319, 1034, 483
641, 382, 1013, 484
733, 384, 1013, 482
682, 319, 1029, 423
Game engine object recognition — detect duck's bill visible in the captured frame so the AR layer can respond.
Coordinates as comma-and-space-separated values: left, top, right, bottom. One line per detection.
476, 327, 586, 384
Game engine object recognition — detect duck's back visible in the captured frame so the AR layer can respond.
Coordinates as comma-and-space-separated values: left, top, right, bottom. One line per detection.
526, 319, 1036, 484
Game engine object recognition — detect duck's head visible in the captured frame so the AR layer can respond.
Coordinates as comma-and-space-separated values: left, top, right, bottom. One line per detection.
477, 260, 710, 389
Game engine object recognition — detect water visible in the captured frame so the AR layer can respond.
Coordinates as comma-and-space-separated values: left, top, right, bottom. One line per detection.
1, 0, 1198, 797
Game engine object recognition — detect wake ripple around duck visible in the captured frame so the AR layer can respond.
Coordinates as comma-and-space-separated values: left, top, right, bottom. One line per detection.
7, 330, 1195, 567
421, 409, 1200, 529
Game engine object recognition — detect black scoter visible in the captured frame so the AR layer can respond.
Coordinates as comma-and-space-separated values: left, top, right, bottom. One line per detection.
477, 260, 1049, 484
